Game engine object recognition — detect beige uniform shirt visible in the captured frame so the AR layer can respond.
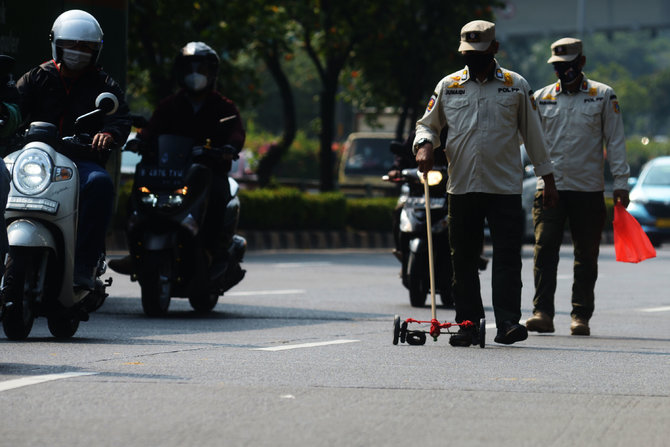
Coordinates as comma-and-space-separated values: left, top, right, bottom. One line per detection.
533, 77, 630, 191
414, 62, 553, 195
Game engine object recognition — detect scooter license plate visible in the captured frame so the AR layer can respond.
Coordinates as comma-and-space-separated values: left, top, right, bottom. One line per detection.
405, 196, 445, 209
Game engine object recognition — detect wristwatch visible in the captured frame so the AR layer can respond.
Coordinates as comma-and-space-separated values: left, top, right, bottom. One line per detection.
414, 138, 432, 151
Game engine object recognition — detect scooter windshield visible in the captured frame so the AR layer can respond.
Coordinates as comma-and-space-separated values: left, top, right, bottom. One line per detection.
157, 134, 195, 169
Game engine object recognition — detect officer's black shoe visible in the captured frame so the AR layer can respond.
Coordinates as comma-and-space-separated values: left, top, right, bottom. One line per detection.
108, 255, 134, 275
449, 325, 479, 347
494, 321, 528, 345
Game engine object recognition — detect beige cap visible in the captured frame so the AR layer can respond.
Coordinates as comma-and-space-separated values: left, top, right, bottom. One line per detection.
458, 20, 495, 52
547, 37, 582, 63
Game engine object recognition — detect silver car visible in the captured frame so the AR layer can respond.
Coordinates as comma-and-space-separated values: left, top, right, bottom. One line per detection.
627, 156, 670, 247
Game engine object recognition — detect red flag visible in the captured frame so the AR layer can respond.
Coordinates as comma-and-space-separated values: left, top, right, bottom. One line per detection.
613, 202, 656, 263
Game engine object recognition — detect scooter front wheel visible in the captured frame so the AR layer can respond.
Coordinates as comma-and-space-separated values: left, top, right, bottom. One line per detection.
48, 316, 79, 339
189, 292, 219, 313
139, 250, 172, 317
1, 249, 37, 340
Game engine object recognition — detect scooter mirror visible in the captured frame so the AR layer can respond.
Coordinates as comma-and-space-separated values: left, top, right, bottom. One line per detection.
95, 92, 119, 115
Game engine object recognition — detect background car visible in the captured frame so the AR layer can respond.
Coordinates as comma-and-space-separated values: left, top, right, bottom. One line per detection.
337, 131, 396, 197
627, 155, 670, 247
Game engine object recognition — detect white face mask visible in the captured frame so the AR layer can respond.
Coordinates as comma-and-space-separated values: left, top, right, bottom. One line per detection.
184, 72, 208, 92
61, 48, 92, 71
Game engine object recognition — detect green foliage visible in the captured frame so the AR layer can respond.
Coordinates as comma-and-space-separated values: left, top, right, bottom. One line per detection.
237, 188, 394, 231
245, 125, 321, 179
346, 197, 397, 232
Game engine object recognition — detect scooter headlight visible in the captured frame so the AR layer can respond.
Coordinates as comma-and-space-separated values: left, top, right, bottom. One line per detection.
13, 148, 53, 195
420, 170, 443, 186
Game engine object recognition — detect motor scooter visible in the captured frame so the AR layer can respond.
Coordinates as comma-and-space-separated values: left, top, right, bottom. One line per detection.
123, 134, 246, 316
1, 93, 118, 339
384, 166, 452, 307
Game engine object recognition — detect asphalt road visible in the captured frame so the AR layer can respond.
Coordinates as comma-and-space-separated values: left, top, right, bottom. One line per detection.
1, 244, 669, 447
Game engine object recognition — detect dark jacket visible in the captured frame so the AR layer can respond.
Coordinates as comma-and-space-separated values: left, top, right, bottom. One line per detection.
16, 60, 131, 161
138, 89, 245, 175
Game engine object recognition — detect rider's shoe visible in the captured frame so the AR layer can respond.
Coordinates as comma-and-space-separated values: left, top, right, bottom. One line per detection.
73, 265, 96, 291
108, 255, 134, 275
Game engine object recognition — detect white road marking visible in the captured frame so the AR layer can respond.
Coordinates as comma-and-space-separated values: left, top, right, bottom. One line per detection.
640, 306, 670, 313
0, 372, 97, 393
273, 262, 332, 268
254, 339, 359, 351
227, 289, 305, 297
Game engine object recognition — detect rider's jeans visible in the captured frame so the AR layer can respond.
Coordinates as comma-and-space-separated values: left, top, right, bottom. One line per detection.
75, 160, 114, 278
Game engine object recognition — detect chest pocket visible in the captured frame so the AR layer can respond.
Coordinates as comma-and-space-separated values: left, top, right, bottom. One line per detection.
495, 94, 518, 126
444, 97, 474, 133
579, 105, 601, 135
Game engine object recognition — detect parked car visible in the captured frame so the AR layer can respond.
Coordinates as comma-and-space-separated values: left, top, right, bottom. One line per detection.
627, 156, 670, 247
337, 131, 396, 196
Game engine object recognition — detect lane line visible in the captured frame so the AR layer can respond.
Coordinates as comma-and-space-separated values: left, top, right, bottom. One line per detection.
253, 339, 359, 351
0, 372, 97, 393
640, 306, 670, 313
227, 289, 305, 297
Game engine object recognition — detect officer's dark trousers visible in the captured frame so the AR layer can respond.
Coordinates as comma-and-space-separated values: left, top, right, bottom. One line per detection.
532, 190, 605, 321
76, 160, 114, 276
448, 193, 524, 328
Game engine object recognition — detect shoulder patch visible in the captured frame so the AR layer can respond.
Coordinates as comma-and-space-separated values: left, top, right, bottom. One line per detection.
612, 100, 620, 114
426, 92, 437, 112
589, 87, 598, 97
503, 72, 513, 87
529, 91, 537, 110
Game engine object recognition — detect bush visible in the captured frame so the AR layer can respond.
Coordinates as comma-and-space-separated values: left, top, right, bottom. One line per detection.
238, 187, 395, 231
346, 197, 396, 231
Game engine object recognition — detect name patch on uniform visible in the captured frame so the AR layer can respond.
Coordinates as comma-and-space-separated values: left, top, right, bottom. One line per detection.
498, 87, 519, 93
539, 100, 557, 105
584, 97, 603, 103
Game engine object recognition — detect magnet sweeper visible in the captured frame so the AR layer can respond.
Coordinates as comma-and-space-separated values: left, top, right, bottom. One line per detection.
392, 170, 485, 348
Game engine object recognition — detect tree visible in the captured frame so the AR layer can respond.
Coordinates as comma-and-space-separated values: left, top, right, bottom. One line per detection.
290, 0, 389, 191
347, 1, 500, 141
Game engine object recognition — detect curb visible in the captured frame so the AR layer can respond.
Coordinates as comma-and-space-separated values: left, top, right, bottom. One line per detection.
106, 230, 395, 252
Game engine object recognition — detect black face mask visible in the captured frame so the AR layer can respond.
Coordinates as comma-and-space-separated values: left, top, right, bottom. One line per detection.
553, 59, 582, 85
463, 52, 494, 75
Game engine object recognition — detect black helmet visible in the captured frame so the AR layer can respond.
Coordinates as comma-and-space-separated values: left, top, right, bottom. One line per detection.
175, 42, 220, 93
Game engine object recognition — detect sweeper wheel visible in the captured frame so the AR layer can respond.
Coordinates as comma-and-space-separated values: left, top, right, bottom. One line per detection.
393, 315, 401, 345
479, 318, 486, 349
406, 331, 426, 346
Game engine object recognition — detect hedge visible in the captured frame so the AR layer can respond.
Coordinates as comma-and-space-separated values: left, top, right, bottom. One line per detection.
115, 184, 617, 233
238, 187, 395, 231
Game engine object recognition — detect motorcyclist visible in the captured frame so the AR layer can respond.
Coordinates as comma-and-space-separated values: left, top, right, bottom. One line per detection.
387, 129, 488, 270
387, 130, 446, 260
109, 41, 245, 279
14, 10, 131, 291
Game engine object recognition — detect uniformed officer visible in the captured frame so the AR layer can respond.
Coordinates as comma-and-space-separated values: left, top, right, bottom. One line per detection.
414, 20, 558, 346
526, 37, 630, 336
